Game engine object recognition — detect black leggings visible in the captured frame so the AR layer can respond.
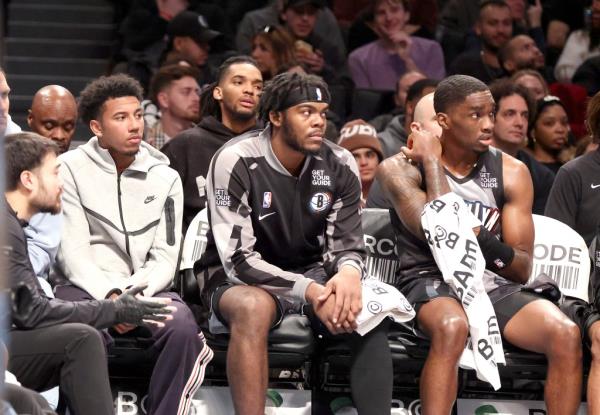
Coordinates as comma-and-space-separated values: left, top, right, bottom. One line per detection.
307, 308, 393, 415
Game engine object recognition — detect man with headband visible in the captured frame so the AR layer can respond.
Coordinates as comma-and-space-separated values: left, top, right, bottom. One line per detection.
204, 72, 393, 414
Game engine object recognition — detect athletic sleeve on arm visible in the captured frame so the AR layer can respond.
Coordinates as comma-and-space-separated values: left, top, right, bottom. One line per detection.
323, 151, 366, 277
127, 176, 183, 297
544, 166, 580, 229
56, 163, 123, 300
206, 148, 315, 302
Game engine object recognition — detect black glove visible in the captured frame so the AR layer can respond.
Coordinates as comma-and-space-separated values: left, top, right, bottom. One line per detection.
113, 285, 171, 325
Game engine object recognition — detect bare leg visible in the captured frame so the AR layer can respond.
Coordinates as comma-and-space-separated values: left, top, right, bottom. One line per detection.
503, 299, 582, 415
219, 286, 277, 415
417, 297, 469, 415
587, 321, 600, 415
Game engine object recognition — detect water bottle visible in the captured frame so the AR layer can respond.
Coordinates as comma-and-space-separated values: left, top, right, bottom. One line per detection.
330, 397, 358, 415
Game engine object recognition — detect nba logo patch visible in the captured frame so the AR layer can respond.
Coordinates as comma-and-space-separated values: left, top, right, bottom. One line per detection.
316, 87, 322, 101
263, 192, 272, 208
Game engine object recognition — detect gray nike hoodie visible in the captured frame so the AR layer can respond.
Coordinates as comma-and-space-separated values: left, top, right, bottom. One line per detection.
56, 137, 183, 299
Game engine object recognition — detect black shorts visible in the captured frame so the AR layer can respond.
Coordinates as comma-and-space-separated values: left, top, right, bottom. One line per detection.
399, 274, 542, 333
559, 296, 600, 346
207, 265, 328, 334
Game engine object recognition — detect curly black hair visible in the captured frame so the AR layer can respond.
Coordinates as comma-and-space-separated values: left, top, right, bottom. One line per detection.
78, 74, 144, 124
257, 72, 329, 123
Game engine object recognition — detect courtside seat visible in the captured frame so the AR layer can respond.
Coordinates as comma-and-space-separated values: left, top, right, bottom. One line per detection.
179, 209, 316, 383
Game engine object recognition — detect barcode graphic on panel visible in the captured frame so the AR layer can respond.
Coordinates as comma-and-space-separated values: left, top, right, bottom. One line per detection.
533, 264, 580, 291
366, 257, 400, 285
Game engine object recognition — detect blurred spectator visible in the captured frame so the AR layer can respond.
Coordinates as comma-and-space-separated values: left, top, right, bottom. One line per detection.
163, 11, 223, 85
449, 0, 512, 84
114, 1, 230, 89
555, 0, 600, 82
251, 25, 304, 80
348, 0, 445, 90
366, 91, 440, 209
489, 79, 555, 214
545, 0, 589, 62
499, 35, 552, 81
162, 56, 263, 229
544, 89, 600, 246
437, 0, 479, 66
528, 95, 574, 173
378, 78, 438, 157
280, 0, 346, 83
145, 65, 200, 149
572, 55, 600, 96
27, 85, 77, 154
338, 120, 384, 205
511, 68, 549, 100
505, 0, 544, 49
369, 70, 426, 131
332, 0, 371, 28
0, 70, 21, 136
235, 0, 346, 60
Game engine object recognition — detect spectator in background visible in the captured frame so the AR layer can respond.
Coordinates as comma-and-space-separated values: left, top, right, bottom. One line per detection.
528, 95, 573, 174
0, 69, 21, 136
545, 90, 600, 247
235, 0, 346, 60
555, 0, 600, 83
378, 78, 438, 158
349, 0, 445, 91
511, 68, 549, 100
545, 0, 589, 64
338, 120, 384, 205
370, 70, 425, 131
489, 79, 555, 214
145, 64, 200, 149
163, 10, 223, 85
449, 0, 512, 84
504, 0, 544, 50
251, 25, 304, 80
162, 56, 263, 229
27, 85, 77, 154
280, 0, 346, 83
499, 34, 552, 81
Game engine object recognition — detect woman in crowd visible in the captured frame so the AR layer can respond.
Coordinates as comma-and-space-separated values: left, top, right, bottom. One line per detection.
528, 95, 574, 173
511, 69, 549, 100
251, 25, 304, 81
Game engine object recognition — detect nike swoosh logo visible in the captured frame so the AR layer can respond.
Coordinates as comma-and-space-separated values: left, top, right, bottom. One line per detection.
258, 212, 276, 221
592, 184, 600, 189
144, 195, 157, 204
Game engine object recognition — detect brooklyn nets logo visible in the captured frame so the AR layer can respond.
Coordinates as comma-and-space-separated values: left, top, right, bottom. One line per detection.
309, 192, 332, 212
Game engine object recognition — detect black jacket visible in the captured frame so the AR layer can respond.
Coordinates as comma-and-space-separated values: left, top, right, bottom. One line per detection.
162, 116, 257, 230
4, 204, 117, 330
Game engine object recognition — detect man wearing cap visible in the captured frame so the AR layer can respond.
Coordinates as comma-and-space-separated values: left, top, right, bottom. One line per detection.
205, 72, 393, 415
338, 120, 384, 206
165, 10, 223, 85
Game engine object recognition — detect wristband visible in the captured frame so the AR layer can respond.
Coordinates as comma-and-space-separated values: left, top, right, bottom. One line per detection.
476, 227, 515, 272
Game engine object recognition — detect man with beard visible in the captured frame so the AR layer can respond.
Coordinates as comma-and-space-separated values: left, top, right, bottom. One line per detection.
489, 79, 555, 214
498, 35, 553, 82
55, 74, 212, 415
450, 0, 513, 84
377, 75, 582, 415
162, 55, 263, 230
204, 72, 393, 415
3, 132, 172, 415
145, 64, 200, 149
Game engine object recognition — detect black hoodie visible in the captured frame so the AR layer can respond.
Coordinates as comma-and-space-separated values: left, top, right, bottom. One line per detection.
162, 116, 257, 230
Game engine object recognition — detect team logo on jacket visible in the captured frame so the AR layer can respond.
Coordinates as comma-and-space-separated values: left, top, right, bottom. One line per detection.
309, 192, 331, 212
263, 192, 272, 208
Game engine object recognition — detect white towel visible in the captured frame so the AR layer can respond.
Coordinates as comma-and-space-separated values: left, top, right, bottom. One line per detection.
421, 192, 505, 390
356, 278, 415, 336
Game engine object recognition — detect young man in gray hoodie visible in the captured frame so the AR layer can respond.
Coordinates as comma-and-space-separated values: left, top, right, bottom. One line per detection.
54, 74, 212, 415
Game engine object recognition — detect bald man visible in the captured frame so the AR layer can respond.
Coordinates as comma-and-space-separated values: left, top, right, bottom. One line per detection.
27, 85, 77, 154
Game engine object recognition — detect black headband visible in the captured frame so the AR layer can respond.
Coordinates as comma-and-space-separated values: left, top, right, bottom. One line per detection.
277, 85, 331, 112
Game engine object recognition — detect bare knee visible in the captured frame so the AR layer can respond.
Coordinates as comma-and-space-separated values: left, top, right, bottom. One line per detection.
589, 322, 600, 363
429, 314, 469, 357
546, 318, 582, 361
220, 287, 277, 336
